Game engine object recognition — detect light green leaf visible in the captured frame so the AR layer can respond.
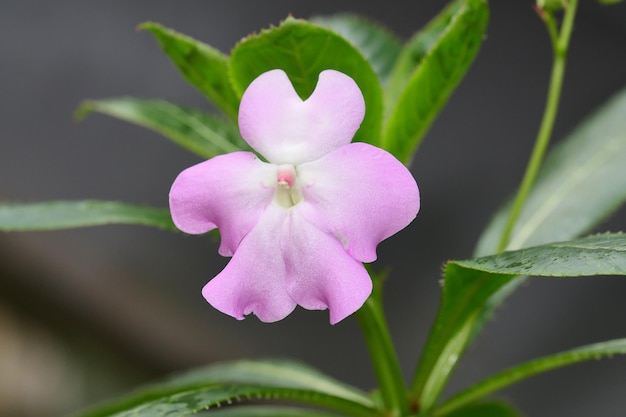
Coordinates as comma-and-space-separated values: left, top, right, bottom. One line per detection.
229, 17, 384, 147
310, 14, 402, 86
437, 338, 626, 416
477, 86, 626, 256
436, 400, 523, 417
413, 233, 626, 410
382, 0, 488, 164
75, 97, 248, 159
0, 201, 175, 231
69, 360, 378, 417
140, 22, 240, 120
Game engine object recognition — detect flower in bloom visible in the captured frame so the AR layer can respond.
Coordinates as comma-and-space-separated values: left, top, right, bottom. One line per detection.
169, 69, 419, 324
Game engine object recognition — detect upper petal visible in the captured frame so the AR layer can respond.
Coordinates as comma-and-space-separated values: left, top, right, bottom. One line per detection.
282, 209, 372, 324
169, 151, 277, 256
203, 204, 296, 322
297, 142, 420, 263
238, 69, 365, 165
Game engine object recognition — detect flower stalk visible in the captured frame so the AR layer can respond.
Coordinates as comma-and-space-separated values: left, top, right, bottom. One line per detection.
356, 275, 410, 417
496, 0, 579, 253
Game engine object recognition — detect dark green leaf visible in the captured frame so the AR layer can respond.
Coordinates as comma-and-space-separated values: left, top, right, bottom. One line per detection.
165, 359, 373, 407
196, 405, 344, 417
437, 400, 523, 417
310, 14, 402, 86
437, 338, 626, 416
382, 0, 489, 164
75, 97, 248, 159
477, 86, 626, 256
413, 234, 626, 410
0, 201, 175, 231
140, 22, 240, 120
72, 385, 377, 417
229, 17, 384, 147
69, 360, 378, 417
458, 233, 626, 277
71, 386, 357, 417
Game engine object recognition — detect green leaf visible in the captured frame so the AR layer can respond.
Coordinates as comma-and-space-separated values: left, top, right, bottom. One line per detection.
229, 17, 384, 147
0, 201, 175, 231
436, 400, 523, 417
436, 338, 626, 416
413, 269, 508, 412
310, 14, 402, 86
165, 359, 373, 408
75, 97, 248, 159
382, 0, 489, 164
71, 385, 377, 417
477, 86, 626, 256
195, 405, 344, 417
69, 360, 378, 417
419, 87, 626, 413
140, 22, 240, 120
412, 234, 626, 410
458, 233, 626, 276
467, 87, 626, 374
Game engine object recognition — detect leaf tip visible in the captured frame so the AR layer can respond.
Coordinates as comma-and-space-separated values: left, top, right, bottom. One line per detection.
136, 21, 158, 33
72, 101, 96, 123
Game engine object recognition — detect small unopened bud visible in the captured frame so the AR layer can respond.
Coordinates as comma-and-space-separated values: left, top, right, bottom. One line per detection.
537, 0, 566, 12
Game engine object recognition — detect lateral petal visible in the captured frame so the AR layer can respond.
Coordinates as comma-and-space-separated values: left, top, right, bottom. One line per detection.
169, 151, 276, 256
282, 209, 372, 324
297, 142, 420, 263
203, 204, 295, 322
238, 69, 365, 165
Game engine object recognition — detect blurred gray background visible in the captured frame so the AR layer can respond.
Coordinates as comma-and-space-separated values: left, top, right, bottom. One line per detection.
1, 1, 626, 416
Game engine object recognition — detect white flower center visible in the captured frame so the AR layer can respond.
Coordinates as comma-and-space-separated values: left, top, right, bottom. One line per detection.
274, 164, 303, 208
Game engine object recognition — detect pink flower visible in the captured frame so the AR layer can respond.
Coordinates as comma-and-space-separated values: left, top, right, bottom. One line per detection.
169, 69, 419, 324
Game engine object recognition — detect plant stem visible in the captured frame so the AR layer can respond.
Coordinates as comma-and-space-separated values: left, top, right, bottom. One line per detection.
496, 0, 579, 253
356, 276, 409, 417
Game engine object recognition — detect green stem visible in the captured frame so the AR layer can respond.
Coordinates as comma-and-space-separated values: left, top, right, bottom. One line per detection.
496, 0, 579, 253
356, 277, 409, 417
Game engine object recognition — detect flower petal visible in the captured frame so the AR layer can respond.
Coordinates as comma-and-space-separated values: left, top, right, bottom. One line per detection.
203, 204, 296, 322
297, 143, 420, 263
169, 151, 277, 256
238, 69, 365, 165
282, 209, 372, 324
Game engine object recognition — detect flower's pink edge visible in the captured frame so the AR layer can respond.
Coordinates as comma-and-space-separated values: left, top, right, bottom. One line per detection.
238, 69, 365, 165
282, 209, 373, 324
169, 152, 277, 256
203, 204, 297, 322
297, 142, 420, 263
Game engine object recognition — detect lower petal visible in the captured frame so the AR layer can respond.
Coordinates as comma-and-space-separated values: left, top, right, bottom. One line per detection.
282, 209, 372, 324
203, 205, 296, 323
